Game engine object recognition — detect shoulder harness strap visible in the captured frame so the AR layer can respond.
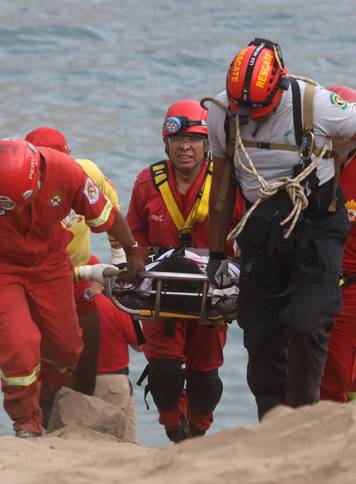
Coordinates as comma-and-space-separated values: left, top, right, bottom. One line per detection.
239, 79, 332, 159
201, 97, 236, 212
150, 159, 213, 235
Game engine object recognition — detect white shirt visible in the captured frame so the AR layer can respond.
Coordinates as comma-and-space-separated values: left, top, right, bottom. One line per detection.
208, 81, 356, 203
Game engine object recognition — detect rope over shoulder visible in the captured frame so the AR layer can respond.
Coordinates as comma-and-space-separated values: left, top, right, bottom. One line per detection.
227, 122, 329, 241
200, 96, 229, 114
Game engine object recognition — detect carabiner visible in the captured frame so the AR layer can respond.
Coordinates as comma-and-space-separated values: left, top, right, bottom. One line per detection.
300, 131, 315, 161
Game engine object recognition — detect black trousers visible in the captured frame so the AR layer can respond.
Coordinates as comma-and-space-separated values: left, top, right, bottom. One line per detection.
237, 204, 349, 420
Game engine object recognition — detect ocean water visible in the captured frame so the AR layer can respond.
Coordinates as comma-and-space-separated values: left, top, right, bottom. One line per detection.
0, 0, 355, 446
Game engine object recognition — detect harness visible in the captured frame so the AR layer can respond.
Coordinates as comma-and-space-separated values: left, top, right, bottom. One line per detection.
150, 159, 213, 246
201, 76, 340, 242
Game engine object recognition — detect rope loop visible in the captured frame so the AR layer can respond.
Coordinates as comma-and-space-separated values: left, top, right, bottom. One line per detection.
227, 118, 329, 242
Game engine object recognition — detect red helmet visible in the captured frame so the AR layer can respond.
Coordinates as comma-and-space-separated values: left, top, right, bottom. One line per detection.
162, 99, 208, 139
327, 85, 356, 104
0, 138, 41, 210
226, 38, 289, 121
25, 127, 70, 154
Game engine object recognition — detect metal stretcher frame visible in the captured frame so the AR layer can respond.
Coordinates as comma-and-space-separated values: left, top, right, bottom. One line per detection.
105, 270, 222, 323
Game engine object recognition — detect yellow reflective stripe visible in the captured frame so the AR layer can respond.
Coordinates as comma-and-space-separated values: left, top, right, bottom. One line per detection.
348, 391, 356, 401
159, 181, 186, 230
152, 161, 212, 233
86, 198, 113, 228
138, 309, 220, 320
1, 364, 40, 387
185, 163, 213, 226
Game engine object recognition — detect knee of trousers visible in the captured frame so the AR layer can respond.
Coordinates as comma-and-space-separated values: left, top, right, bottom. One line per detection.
186, 369, 223, 414
148, 359, 184, 410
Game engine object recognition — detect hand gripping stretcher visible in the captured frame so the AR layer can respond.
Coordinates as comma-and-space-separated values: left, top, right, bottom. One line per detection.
105, 248, 240, 324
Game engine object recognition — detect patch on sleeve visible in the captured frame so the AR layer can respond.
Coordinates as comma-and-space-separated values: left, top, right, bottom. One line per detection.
84, 177, 100, 205
345, 200, 356, 222
329, 93, 348, 110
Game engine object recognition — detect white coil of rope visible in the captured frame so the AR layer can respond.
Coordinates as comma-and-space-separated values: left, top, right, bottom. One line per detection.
227, 120, 329, 241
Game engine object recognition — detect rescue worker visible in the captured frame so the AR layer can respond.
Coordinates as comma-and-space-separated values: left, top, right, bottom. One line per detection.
126, 99, 244, 442
25, 127, 124, 414
0, 138, 146, 438
205, 38, 356, 420
320, 86, 356, 402
88, 255, 143, 443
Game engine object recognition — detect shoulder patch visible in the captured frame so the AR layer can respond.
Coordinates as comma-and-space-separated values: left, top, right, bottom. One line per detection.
84, 177, 100, 205
329, 93, 348, 110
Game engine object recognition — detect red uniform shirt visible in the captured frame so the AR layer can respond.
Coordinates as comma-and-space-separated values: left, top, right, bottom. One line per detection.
340, 156, 356, 274
95, 293, 138, 373
126, 159, 244, 249
0, 148, 117, 267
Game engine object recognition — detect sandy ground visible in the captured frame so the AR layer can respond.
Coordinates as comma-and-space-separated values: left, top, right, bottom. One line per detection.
1, 401, 356, 484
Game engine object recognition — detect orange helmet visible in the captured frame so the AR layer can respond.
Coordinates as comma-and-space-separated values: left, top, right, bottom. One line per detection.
327, 85, 356, 103
226, 38, 289, 122
0, 138, 41, 210
25, 127, 70, 154
162, 99, 208, 139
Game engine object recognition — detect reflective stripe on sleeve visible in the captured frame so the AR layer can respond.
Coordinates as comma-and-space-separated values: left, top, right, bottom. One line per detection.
1, 363, 40, 387
86, 198, 113, 228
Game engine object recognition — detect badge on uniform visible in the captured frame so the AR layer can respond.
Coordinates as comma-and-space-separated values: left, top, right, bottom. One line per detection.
84, 177, 99, 205
49, 192, 64, 208
329, 93, 348, 110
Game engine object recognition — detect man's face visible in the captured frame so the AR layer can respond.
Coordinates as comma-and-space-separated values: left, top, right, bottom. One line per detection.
166, 133, 207, 174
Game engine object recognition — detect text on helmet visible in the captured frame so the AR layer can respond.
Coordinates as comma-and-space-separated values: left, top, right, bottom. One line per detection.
229, 48, 248, 83
256, 51, 274, 89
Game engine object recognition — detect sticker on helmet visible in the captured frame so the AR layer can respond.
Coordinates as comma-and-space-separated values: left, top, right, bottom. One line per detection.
330, 93, 348, 110
83, 287, 94, 301
84, 177, 99, 205
0, 196, 16, 210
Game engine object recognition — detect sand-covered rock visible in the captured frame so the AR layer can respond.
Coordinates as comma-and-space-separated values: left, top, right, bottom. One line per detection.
1, 401, 356, 483
47, 386, 126, 439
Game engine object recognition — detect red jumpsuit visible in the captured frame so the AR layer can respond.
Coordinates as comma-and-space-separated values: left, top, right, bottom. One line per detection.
320, 156, 356, 402
127, 159, 243, 434
95, 293, 139, 373
0, 148, 117, 433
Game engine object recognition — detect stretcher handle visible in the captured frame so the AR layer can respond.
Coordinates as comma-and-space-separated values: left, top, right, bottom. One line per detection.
138, 271, 209, 282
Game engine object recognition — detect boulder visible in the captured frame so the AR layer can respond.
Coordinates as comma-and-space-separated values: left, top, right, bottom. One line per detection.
47, 386, 126, 440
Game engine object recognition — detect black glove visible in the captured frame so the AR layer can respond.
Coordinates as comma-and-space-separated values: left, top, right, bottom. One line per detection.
206, 251, 229, 288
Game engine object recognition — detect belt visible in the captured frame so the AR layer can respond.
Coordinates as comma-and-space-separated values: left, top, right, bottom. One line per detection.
97, 367, 129, 375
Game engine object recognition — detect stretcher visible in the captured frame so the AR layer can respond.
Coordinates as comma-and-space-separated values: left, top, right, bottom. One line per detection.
104, 248, 239, 324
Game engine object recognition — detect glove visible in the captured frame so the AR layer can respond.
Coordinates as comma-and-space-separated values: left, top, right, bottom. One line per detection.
76, 263, 120, 284
123, 245, 150, 285
206, 251, 231, 288
110, 247, 127, 266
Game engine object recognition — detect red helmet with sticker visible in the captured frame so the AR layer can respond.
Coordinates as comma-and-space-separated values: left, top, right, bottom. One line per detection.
25, 127, 70, 155
327, 85, 356, 103
162, 99, 208, 139
0, 138, 41, 211
226, 38, 289, 121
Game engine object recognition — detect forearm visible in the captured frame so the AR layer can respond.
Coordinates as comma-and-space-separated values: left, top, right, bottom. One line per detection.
209, 156, 236, 253
107, 211, 137, 249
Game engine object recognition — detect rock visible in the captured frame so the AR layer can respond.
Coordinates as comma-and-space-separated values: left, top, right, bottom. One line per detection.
47, 386, 126, 440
